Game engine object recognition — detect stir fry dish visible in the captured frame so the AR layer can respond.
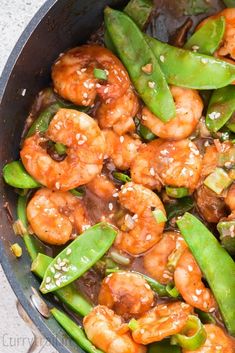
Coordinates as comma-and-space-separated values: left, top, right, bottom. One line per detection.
3, 0, 235, 352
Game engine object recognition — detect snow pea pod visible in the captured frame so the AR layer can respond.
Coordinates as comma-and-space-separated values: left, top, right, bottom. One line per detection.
51, 308, 103, 353
217, 220, 235, 255
223, 0, 235, 7
184, 17, 225, 55
206, 86, 235, 132
145, 35, 235, 89
177, 213, 235, 336
40, 223, 117, 294
148, 339, 181, 353
104, 8, 175, 122
32, 253, 92, 316
3, 161, 40, 189
124, 0, 153, 29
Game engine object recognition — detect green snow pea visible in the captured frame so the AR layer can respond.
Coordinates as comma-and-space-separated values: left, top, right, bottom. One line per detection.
223, 0, 235, 7
145, 35, 235, 89
3, 161, 40, 189
104, 8, 175, 122
177, 213, 235, 336
32, 253, 92, 316
40, 223, 117, 294
148, 339, 181, 353
184, 17, 225, 55
183, 0, 210, 15
17, 195, 45, 261
206, 86, 235, 132
124, 0, 153, 29
165, 196, 194, 221
195, 309, 216, 324
217, 220, 235, 255
51, 308, 103, 353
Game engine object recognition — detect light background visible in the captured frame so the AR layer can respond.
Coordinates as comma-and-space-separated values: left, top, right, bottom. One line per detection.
1, 1, 56, 352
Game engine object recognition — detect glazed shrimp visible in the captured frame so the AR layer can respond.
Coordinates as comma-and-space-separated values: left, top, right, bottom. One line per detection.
104, 130, 142, 170
96, 88, 139, 135
83, 305, 146, 353
27, 188, 90, 245
131, 302, 193, 345
52, 45, 130, 106
143, 232, 187, 285
174, 249, 216, 312
183, 324, 235, 353
225, 183, 235, 212
98, 272, 154, 319
199, 9, 235, 61
141, 86, 203, 140
86, 174, 117, 199
21, 109, 105, 190
115, 182, 166, 255
131, 139, 202, 191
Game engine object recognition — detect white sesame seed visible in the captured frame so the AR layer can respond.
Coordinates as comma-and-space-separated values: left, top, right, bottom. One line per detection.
208, 111, 221, 120
83, 92, 88, 98
55, 182, 60, 190
140, 329, 145, 334
113, 192, 119, 198
201, 58, 209, 64
46, 277, 51, 284
96, 83, 101, 88
149, 167, 155, 176
78, 140, 85, 145
142, 115, 147, 121
159, 55, 165, 63
66, 248, 72, 255
76, 70, 81, 75
54, 272, 61, 279
196, 289, 202, 295
146, 234, 152, 241
132, 214, 138, 220
104, 87, 109, 94
192, 45, 199, 51
144, 283, 151, 290
108, 203, 113, 211
209, 307, 215, 313
50, 267, 55, 274
119, 136, 124, 143
188, 265, 193, 272
56, 279, 61, 287
62, 266, 69, 272
148, 81, 155, 89
81, 68, 87, 72
192, 295, 198, 302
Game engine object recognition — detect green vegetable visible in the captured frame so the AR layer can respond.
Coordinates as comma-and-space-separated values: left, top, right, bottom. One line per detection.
40, 223, 117, 294
203, 167, 232, 194
148, 339, 181, 353
223, 0, 235, 7
51, 308, 103, 353
3, 161, 40, 189
183, 0, 210, 15
112, 171, 131, 183
166, 187, 189, 199
166, 283, 180, 298
32, 253, 92, 316
145, 35, 235, 89
124, 0, 153, 29
11, 243, 22, 258
128, 318, 139, 331
54, 142, 67, 155
165, 196, 194, 221
27, 103, 60, 137
152, 209, 167, 223
138, 123, 156, 141
206, 86, 235, 132
104, 30, 116, 52
184, 17, 225, 55
17, 195, 43, 261
218, 146, 235, 168
177, 213, 235, 336
70, 187, 85, 197
105, 8, 175, 122
171, 315, 206, 350
93, 68, 107, 80
195, 309, 216, 324
217, 220, 235, 255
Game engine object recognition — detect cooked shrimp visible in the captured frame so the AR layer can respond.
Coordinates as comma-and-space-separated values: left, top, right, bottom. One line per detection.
98, 272, 154, 319
27, 188, 90, 245
182, 324, 235, 353
143, 232, 187, 285
52, 45, 130, 106
196, 185, 227, 223
83, 305, 146, 353
104, 130, 142, 170
87, 174, 117, 199
131, 302, 193, 345
131, 139, 202, 191
174, 249, 216, 312
141, 86, 203, 140
225, 183, 235, 211
21, 109, 105, 190
199, 9, 235, 61
115, 182, 166, 255
96, 88, 139, 135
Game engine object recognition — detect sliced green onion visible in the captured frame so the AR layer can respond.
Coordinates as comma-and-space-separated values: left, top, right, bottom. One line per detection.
70, 187, 85, 197
203, 167, 232, 194
217, 220, 235, 255
110, 251, 130, 265
166, 186, 189, 199
166, 283, 180, 298
128, 318, 139, 331
112, 171, 131, 183
218, 147, 235, 169
171, 315, 207, 350
152, 209, 167, 223
195, 309, 216, 324
3, 161, 40, 189
54, 142, 67, 155
94, 68, 107, 80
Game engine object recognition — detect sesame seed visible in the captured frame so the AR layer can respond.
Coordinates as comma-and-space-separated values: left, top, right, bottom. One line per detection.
201, 58, 209, 64
208, 111, 221, 120
188, 265, 193, 272
132, 214, 138, 220
192, 45, 199, 51
54, 272, 61, 279
55, 182, 60, 190
142, 115, 147, 121
66, 248, 72, 255
113, 192, 119, 198
209, 307, 215, 312
140, 329, 145, 334
56, 279, 61, 287
96, 83, 101, 88
192, 295, 198, 302
78, 140, 85, 145
148, 81, 156, 89
119, 136, 124, 143
146, 234, 152, 241
108, 203, 113, 211
81, 68, 87, 72
62, 266, 69, 272
144, 283, 151, 290
149, 167, 155, 176
159, 55, 165, 63
50, 267, 55, 274
21, 88, 27, 96
104, 87, 109, 94
83, 92, 88, 98
46, 277, 51, 284
196, 289, 202, 295
45, 284, 51, 291
76, 70, 81, 75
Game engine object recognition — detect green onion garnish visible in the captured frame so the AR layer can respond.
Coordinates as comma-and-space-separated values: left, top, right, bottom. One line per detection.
54, 142, 67, 155
204, 167, 232, 194
166, 186, 189, 199
93, 68, 107, 80
152, 209, 167, 223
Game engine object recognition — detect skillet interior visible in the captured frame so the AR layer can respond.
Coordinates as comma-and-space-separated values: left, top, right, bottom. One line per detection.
0, 0, 225, 352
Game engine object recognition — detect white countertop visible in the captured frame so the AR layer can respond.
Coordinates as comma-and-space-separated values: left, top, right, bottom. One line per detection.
0, 1, 55, 352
